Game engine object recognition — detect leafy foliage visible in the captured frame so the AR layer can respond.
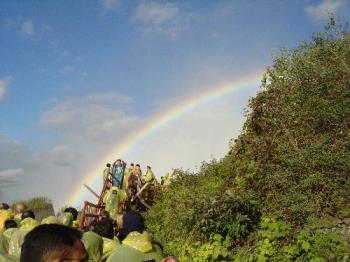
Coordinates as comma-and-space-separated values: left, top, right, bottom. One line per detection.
145, 19, 350, 260
13, 197, 53, 211
199, 190, 260, 243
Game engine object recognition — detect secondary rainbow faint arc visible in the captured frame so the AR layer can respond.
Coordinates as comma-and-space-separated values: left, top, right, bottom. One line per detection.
67, 71, 263, 206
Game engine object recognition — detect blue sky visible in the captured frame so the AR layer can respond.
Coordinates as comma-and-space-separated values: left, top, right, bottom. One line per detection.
0, 0, 349, 208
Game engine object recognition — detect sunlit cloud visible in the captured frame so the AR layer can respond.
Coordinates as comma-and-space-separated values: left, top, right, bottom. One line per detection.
40, 93, 138, 142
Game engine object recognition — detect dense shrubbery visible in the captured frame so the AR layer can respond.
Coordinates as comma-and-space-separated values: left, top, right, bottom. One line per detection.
12, 197, 53, 210
145, 19, 350, 260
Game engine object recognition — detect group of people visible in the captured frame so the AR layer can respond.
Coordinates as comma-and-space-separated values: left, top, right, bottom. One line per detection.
0, 161, 178, 261
0, 202, 179, 261
103, 161, 156, 201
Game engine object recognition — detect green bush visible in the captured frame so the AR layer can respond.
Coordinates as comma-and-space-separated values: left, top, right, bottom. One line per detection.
167, 234, 232, 262
234, 217, 349, 262
145, 19, 350, 260
199, 190, 260, 243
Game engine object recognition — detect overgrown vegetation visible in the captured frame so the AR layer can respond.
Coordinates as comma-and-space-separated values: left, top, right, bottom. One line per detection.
12, 197, 53, 211
145, 18, 350, 261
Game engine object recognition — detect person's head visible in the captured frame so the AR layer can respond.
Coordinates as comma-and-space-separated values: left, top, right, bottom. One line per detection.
64, 207, 78, 221
4, 219, 17, 229
147, 166, 151, 170
116, 159, 121, 165
92, 218, 114, 239
100, 210, 110, 220
16, 202, 27, 213
0, 203, 9, 210
106, 163, 111, 168
20, 224, 88, 262
22, 210, 35, 220
130, 163, 134, 167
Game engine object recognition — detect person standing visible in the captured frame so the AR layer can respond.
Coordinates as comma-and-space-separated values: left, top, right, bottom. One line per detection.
103, 163, 111, 182
111, 159, 126, 188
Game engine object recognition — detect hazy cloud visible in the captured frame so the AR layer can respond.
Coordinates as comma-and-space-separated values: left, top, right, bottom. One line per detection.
134, 2, 192, 37
305, 0, 345, 22
40, 93, 138, 141
0, 168, 23, 187
0, 168, 24, 179
0, 76, 12, 101
100, 0, 120, 11
19, 20, 34, 36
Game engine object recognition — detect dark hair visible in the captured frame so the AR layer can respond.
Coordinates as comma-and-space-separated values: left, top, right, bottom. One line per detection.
22, 210, 35, 220
20, 224, 83, 262
4, 219, 17, 229
0, 203, 9, 210
130, 163, 134, 166
147, 166, 151, 169
92, 218, 114, 239
136, 164, 140, 167
106, 163, 111, 167
64, 207, 78, 221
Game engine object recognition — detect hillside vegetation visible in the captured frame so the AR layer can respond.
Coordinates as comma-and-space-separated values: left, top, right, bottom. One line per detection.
145, 20, 350, 261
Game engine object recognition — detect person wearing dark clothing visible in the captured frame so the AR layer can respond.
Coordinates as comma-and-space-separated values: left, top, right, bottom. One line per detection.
117, 211, 145, 242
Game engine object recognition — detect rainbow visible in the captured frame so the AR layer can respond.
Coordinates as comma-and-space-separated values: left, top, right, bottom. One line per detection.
66, 71, 263, 207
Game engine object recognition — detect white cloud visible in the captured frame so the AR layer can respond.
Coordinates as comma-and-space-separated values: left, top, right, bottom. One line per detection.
0, 91, 141, 209
40, 93, 138, 141
305, 0, 345, 22
0, 76, 12, 101
135, 2, 178, 26
19, 20, 34, 36
100, 0, 120, 11
0, 82, 260, 209
118, 84, 259, 180
134, 2, 192, 37
0, 168, 23, 187
0, 168, 23, 179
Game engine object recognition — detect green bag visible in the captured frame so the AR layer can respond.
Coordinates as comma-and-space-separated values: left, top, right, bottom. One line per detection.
102, 237, 120, 261
19, 218, 39, 231
58, 212, 73, 226
8, 230, 27, 258
0, 252, 18, 262
82, 231, 103, 262
122, 232, 152, 253
103, 187, 121, 219
3, 228, 18, 242
106, 231, 164, 262
0, 235, 8, 254
41, 216, 60, 225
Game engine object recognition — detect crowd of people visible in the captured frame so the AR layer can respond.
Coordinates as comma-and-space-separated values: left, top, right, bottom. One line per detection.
103, 161, 158, 204
0, 160, 178, 262
0, 201, 179, 261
